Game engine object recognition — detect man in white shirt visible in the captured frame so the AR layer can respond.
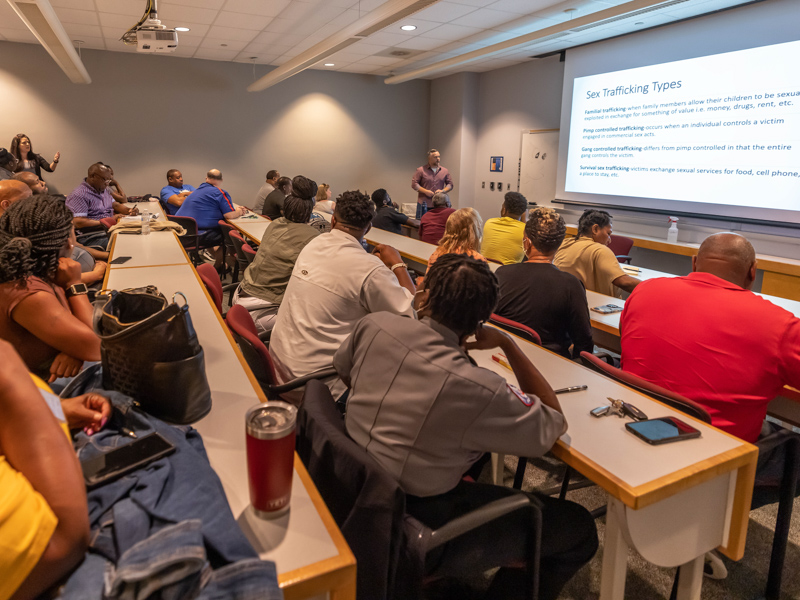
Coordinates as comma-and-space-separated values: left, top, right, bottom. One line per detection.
269, 190, 416, 401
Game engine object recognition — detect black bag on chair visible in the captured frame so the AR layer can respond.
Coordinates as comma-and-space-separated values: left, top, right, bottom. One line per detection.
93, 286, 212, 424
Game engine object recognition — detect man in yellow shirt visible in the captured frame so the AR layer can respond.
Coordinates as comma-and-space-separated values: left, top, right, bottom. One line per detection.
480, 192, 529, 265
0, 340, 110, 600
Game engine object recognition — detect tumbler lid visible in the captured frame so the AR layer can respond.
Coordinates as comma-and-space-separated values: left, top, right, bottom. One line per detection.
246, 401, 297, 440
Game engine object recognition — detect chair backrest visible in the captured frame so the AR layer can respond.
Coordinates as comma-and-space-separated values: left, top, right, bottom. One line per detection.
218, 220, 237, 251
196, 263, 223, 313
229, 230, 250, 262
242, 243, 257, 264
579, 351, 712, 423
608, 235, 634, 262
158, 197, 172, 216
297, 380, 411, 600
225, 304, 278, 389
489, 313, 542, 345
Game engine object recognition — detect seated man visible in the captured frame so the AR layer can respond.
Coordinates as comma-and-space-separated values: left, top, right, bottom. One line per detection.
418, 191, 454, 244
495, 207, 593, 359
269, 190, 416, 402
65, 163, 138, 250
0, 179, 32, 215
371, 188, 418, 235
254, 169, 279, 214
621, 232, 800, 444
554, 209, 640, 296
262, 176, 292, 220
13, 171, 47, 194
0, 147, 17, 180
176, 169, 246, 269
335, 254, 597, 600
234, 192, 320, 335
160, 169, 195, 215
481, 191, 528, 265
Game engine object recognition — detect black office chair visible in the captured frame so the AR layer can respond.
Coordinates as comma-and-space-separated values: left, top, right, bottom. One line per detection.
166, 215, 202, 265
297, 379, 543, 600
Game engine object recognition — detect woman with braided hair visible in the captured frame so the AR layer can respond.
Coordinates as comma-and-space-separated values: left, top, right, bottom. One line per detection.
0, 195, 100, 381
495, 207, 594, 359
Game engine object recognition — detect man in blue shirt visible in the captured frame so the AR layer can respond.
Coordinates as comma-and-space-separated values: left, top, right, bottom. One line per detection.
176, 169, 245, 269
160, 169, 195, 215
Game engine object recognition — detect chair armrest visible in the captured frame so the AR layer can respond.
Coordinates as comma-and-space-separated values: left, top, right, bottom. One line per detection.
756, 427, 800, 454
428, 494, 542, 550
268, 367, 339, 395
257, 329, 271, 343
615, 255, 632, 264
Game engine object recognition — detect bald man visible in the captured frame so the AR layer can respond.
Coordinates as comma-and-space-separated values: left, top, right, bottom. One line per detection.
14, 171, 48, 195
0, 180, 32, 215
620, 233, 800, 443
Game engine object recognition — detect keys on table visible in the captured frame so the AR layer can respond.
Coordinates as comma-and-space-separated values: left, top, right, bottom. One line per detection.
591, 397, 648, 421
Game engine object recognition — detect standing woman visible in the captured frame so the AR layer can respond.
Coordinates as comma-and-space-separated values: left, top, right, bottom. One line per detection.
0, 195, 100, 382
10, 133, 60, 179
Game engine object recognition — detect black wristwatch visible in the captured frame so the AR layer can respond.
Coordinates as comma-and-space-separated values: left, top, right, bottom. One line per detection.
65, 283, 89, 298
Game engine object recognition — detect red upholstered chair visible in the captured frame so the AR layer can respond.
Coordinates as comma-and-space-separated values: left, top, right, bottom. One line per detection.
608, 234, 634, 264
217, 220, 238, 280
226, 304, 336, 400
196, 263, 237, 318
242, 243, 257, 264
488, 314, 542, 346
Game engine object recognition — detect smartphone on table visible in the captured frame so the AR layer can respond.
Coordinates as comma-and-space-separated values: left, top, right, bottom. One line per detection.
110, 256, 132, 265
591, 304, 623, 314
625, 417, 701, 445
81, 432, 175, 489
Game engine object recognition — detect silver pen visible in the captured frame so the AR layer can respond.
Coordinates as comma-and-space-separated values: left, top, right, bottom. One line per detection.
554, 385, 588, 394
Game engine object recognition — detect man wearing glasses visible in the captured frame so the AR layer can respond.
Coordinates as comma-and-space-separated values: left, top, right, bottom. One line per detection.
65, 163, 138, 250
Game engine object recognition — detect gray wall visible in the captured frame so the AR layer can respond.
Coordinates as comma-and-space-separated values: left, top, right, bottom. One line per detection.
0, 41, 430, 207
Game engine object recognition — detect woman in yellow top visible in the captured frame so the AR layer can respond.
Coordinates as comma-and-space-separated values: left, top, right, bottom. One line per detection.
427, 207, 487, 267
0, 340, 110, 600
553, 209, 641, 297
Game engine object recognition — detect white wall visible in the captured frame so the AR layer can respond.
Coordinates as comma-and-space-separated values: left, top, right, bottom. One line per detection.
0, 42, 430, 207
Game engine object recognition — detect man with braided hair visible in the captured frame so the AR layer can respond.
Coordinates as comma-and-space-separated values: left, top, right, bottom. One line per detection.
0, 194, 100, 382
335, 253, 597, 600
495, 207, 593, 359
269, 189, 415, 403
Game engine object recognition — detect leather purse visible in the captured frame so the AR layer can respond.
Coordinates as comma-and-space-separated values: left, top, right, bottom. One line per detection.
93, 286, 212, 424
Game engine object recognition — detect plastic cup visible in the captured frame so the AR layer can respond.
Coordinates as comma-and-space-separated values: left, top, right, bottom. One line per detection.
245, 401, 297, 519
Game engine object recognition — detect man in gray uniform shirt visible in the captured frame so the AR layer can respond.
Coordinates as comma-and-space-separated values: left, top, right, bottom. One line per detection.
334, 254, 597, 600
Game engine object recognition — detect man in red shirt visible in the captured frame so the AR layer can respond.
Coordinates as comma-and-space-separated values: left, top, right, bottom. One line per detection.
418, 192, 454, 244
620, 232, 800, 443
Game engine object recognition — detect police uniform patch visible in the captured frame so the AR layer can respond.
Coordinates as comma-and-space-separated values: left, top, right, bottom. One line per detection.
507, 383, 533, 406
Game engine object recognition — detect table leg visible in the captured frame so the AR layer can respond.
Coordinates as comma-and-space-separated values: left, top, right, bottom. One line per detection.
675, 555, 704, 600
600, 497, 629, 600
491, 453, 505, 486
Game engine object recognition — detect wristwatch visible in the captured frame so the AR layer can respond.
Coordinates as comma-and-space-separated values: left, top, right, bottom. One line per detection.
65, 283, 89, 298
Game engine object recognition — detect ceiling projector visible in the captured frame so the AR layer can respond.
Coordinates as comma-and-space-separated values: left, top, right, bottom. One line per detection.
121, 0, 178, 53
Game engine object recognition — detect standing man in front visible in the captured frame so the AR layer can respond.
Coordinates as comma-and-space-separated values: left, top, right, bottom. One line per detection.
411, 149, 453, 219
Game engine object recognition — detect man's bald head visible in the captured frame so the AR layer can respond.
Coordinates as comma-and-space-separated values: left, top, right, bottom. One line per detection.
693, 232, 757, 289
13, 171, 47, 194
206, 169, 223, 188
0, 180, 33, 215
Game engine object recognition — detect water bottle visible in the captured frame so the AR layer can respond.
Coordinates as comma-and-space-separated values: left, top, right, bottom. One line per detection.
141, 209, 150, 235
667, 216, 678, 243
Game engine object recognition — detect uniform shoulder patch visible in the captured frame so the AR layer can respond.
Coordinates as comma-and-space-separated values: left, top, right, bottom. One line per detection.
507, 383, 533, 406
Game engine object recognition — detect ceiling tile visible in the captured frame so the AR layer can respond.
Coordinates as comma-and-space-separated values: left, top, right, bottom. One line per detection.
53, 7, 99, 25
425, 23, 483, 41
224, 0, 291, 17
380, 19, 441, 36
395, 36, 449, 51
99, 12, 142, 29
344, 41, 387, 56
234, 52, 280, 64
492, 14, 558, 33
205, 25, 259, 42
0, 9, 29, 29
63, 22, 104, 38
95, 0, 145, 17
157, 4, 219, 25
0, 28, 38, 42
194, 47, 239, 61
161, 0, 226, 9
263, 17, 294, 32
415, 1, 479, 23
488, 0, 563, 14
357, 54, 403, 65
361, 30, 408, 46
451, 7, 521, 28
74, 35, 106, 49
213, 11, 273, 31
338, 62, 381, 73
200, 37, 250, 52
50, 0, 96, 10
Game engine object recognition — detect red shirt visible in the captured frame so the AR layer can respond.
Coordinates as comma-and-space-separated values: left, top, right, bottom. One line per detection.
418, 207, 455, 245
620, 272, 800, 442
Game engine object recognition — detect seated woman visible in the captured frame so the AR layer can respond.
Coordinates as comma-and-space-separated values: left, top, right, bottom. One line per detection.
314, 183, 335, 214
554, 209, 640, 297
427, 207, 487, 267
233, 190, 320, 335
0, 194, 101, 382
495, 207, 594, 359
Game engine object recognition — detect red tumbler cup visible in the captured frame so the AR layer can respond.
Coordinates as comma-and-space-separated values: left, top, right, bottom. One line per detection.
245, 401, 297, 519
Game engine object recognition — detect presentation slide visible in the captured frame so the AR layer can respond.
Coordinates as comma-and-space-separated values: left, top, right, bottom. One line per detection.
564, 40, 800, 213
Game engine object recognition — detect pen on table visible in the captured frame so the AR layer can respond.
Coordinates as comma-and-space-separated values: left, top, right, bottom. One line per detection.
554, 385, 588, 394
120, 427, 138, 439
491, 353, 512, 371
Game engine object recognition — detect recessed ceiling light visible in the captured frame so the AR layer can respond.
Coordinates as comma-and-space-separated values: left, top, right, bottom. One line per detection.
220, 43, 228, 47
400, 25, 416, 31
324, 63, 335, 66
175, 26, 190, 32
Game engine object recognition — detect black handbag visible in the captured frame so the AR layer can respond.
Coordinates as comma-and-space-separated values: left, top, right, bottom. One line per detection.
93, 286, 212, 424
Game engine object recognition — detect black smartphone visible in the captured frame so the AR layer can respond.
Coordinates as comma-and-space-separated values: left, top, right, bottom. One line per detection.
110, 256, 132, 265
81, 432, 175, 489
591, 304, 623, 314
626, 417, 702, 445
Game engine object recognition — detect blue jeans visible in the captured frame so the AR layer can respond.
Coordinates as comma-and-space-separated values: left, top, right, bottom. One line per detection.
416, 202, 428, 219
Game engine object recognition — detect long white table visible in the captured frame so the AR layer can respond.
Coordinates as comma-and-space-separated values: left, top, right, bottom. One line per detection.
476, 333, 757, 600
103, 231, 356, 600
